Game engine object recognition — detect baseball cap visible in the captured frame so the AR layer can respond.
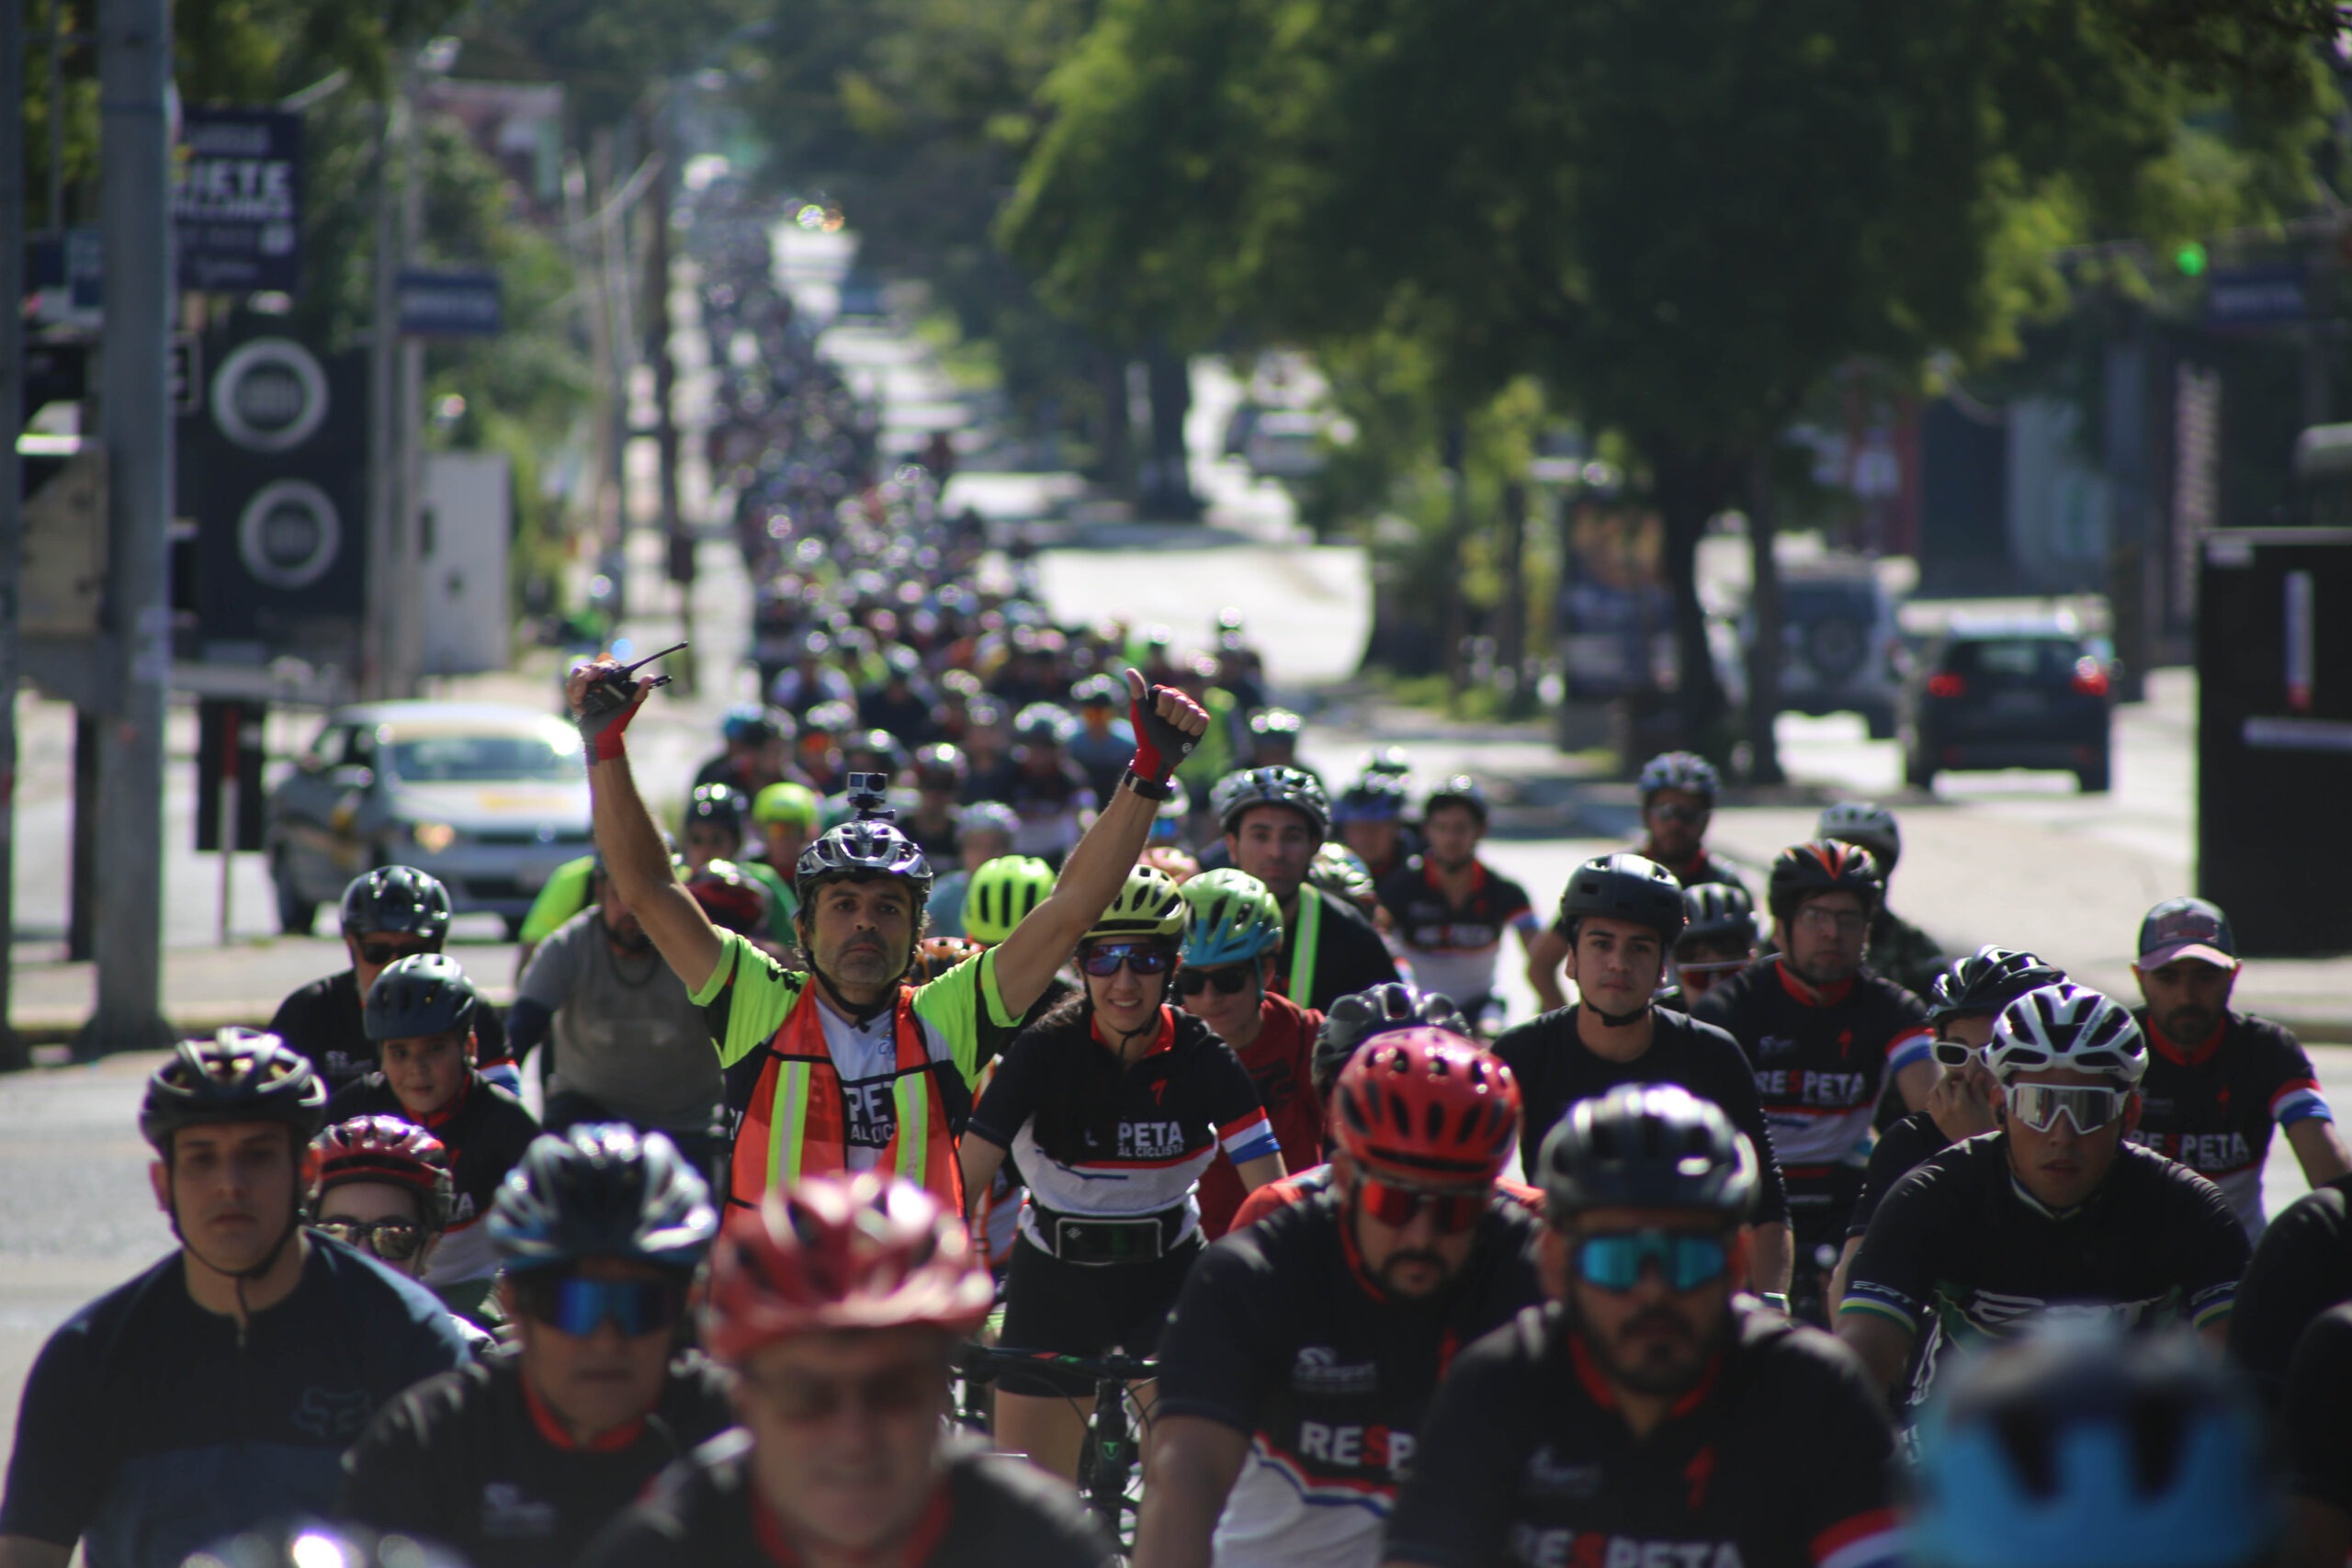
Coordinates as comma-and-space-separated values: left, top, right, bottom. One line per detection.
2136, 897, 2239, 971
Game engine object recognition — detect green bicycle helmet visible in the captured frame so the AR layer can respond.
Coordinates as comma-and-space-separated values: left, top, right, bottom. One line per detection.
1182, 869, 1285, 966
1082, 864, 1188, 945
963, 855, 1057, 945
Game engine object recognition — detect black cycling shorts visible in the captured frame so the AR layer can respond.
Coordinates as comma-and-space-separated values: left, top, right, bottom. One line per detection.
995, 1232, 1203, 1398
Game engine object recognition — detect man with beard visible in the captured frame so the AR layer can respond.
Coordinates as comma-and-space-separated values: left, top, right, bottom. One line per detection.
509, 860, 726, 1176
1375, 776, 1539, 1034
1383, 1084, 1901, 1568
2126, 896, 2349, 1239
1134, 1032, 1542, 1568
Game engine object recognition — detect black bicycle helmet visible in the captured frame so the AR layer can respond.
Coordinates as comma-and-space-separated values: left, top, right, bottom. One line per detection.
1765, 840, 1883, 924
1557, 853, 1688, 943
339, 865, 452, 942
1312, 983, 1471, 1096
1928, 945, 2066, 1027
1424, 773, 1490, 824
1538, 1082, 1758, 1223
141, 1029, 329, 1152
1332, 772, 1410, 825
1679, 882, 1757, 945
1211, 765, 1331, 841
362, 953, 481, 1043
686, 783, 749, 833
489, 1123, 719, 1274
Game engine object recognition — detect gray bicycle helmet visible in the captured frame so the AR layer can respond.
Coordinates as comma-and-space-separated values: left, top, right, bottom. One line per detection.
795, 798, 935, 910
340, 865, 453, 942
1312, 983, 1471, 1097
1817, 800, 1900, 873
363, 953, 481, 1043
1558, 853, 1689, 943
1211, 765, 1331, 841
1538, 1082, 1758, 1223
489, 1122, 718, 1274
1637, 750, 1720, 803
141, 1029, 329, 1152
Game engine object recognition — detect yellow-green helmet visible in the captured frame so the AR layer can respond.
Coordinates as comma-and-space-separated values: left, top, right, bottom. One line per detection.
1181, 869, 1284, 966
963, 856, 1057, 945
752, 781, 821, 829
1082, 864, 1188, 945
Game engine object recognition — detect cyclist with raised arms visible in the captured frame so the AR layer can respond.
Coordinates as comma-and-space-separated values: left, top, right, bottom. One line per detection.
1838, 984, 2250, 1416
2126, 896, 2351, 1238
310, 1116, 495, 1354
1826, 946, 2064, 1308
956, 866, 1287, 1481
1525, 751, 1750, 1011
1383, 1084, 1902, 1568
1911, 1324, 2278, 1568
1690, 841, 1933, 1312
269, 866, 514, 1092
1225, 985, 1494, 1229
325, 953, 540, 1318
1135, 1031, 1542, 1568
1374, 776, 1539, 1034
1212, 766, 1401, 1012
565, 656, 1205, 1217
339, 1125, 734, 1568
1493, 853, 1792, 1302
0, 1032, 468, 1568
580, 1173, 1115, 1567
1177, 869, 1327, 1238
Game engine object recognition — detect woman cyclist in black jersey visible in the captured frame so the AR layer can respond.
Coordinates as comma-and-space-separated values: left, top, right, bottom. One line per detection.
957, 864, 1287, 1482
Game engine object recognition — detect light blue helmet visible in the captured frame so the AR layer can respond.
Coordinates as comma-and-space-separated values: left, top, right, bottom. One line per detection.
1181, 869, 1284, 967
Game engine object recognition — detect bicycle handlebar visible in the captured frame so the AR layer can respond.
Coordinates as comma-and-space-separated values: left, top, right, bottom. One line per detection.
956, 1343, 1160, 1383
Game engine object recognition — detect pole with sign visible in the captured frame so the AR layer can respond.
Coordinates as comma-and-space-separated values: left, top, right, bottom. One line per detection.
174, 108, 304, 293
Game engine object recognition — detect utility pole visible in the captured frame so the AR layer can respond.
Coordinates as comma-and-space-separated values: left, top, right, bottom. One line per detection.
86, 0, 172, 1055
0, 0, 28, 1068
645, 100, 695, 689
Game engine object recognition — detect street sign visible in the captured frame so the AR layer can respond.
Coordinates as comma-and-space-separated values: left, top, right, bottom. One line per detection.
209, 336, 329, 454
174, 108, 304, 293
397, 268, 503, 337
2205, 263, 2308, 328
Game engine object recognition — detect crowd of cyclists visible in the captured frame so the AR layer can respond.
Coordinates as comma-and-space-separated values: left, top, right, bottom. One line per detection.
2, 198, 2346, 1568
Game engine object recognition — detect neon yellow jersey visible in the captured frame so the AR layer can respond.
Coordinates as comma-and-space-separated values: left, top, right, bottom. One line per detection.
517, 855, 596, 944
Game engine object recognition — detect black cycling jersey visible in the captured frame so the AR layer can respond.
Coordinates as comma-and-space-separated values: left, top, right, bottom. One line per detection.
323, 1071, 542, 1285
2130, 1009, 2335, 1237
1276, 885, 1403, 1014
1844, 1110, 1950, 1240
1385, 1303, 1901, 1568
2285, 1303, 2352, 1517
1492, 1006, 1790, 1226
338, 1346, 737, 1568
1374, 857, 1536, 1012
268, 969, 511, 1091
0, 1238, 470, 1568
1150, 1184, 1545, 1566
2228, 1174, 2352, 1409
1690, 960, 1931, 1251
1841, 1134, 2249, 1414
577, 1429, 1115, 1568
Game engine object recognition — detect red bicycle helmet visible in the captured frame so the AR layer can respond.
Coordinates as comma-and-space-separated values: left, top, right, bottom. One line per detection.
687, 859, 773, 935
314, 1115, 455, 1232
1330, 1028, 1521, 1185
911, 935, 984, 984
702, 1173, 993, 1363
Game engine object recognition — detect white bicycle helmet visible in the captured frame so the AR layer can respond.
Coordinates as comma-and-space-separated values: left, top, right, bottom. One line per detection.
1984, 983, 2147, 1089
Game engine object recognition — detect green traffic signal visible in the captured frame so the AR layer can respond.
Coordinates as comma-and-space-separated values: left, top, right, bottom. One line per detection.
2175, 242, 2209, 277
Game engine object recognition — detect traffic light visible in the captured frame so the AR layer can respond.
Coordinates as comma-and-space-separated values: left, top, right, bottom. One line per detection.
2175, 241, 2209, 278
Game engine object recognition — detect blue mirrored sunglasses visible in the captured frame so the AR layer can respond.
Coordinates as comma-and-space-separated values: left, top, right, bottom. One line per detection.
1574, 1229, 1732, 1293
1080, 942, 1173, 977
516, 1274, 683, 1337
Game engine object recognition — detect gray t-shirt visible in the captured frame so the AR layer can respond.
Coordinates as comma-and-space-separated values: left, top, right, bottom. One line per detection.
517, 909, 721, 1135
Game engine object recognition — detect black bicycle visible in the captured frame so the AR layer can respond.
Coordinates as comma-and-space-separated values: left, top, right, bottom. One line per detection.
955, 1343, 1159, 1552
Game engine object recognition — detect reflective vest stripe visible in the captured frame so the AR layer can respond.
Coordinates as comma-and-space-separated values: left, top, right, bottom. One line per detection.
1287, 889, 1324, 1000
893, 1072, 930, 1190
775, 1061, 811, 1189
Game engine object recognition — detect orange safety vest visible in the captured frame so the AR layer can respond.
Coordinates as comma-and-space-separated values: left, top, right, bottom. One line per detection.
728, 981, 964, 1212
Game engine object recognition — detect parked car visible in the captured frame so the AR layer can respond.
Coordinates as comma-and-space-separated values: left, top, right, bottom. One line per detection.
267, 702, 594, 938
1745, 561, 1905, 739
1898, 616, 2114, 793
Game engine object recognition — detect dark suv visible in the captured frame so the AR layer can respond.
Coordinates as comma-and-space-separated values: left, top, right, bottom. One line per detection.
1899, 618, 2113, 793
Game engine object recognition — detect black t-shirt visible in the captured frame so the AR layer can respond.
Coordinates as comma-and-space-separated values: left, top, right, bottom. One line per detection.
1845, 1110, 1951, 1240
1491, 1007, 1790, 1226
1385, 1303, 1900, 1568
0, 1240, 470, 1567
1690, 960, 1932, 1229
339, 1347, 737, 1568
268, 968, 512, 1091
1150, 1185, 1545, 1564
2228, 1174, 2352, 1410
2131, 1009, 2333, 1236
1842, 1135, 2250, 1413
2286, 1303, 2352, 1514
1278, 886, 1402, 1014
578, 1429, 1116, 1568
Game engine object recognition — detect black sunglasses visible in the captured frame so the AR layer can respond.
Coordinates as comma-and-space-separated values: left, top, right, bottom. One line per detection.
356, 937, 437, 966
1174, 965, 1257, 998
314, 1216, 426, 1261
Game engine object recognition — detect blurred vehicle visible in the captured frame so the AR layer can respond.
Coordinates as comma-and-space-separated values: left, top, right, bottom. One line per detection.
1742, 559, 1904, 739
268, 703, 594, 938
1244, 410, 1329, 481
1898, 615, 2114, 794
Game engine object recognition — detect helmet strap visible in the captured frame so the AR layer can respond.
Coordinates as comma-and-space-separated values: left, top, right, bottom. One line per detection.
167, 1159, 306, 1345
1588, 998, 1653, 1030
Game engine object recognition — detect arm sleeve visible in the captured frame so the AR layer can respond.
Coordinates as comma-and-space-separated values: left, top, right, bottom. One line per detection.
910, 947, 1023, 1084
2230, 1189, 2352, 1408
1848, 1119, 1937, 1240
966, 1032, 1051, 1148
1880, 990, 1935, 1081
517, 858, 593, 944
2286, 1309, 2352, 1512
2266, 1028, 2335, 1127
1207, 1046, 1281, 1165
1378, 1338, 1522, 1568
1838, 1163, 1946, 1335
1695, 1041, 1789, 1227
504, 997, 554, 1066
1791, 1348, 1903, 1568
2172, 1169, 2254, 1332
689, 933, 804, 1068
1152, 1242, 1283, 1432
0, 1326, 105, 1545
